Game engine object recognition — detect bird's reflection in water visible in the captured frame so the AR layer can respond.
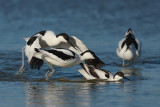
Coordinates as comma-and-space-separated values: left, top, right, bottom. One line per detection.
25, 79, 124, 107
119, 67, 142, 78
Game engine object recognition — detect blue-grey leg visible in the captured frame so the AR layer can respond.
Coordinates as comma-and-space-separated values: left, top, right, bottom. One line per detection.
16, 47, 26, 75
45, 64, 55, 80
123, 59, 125, 66
42, 55, 56, 80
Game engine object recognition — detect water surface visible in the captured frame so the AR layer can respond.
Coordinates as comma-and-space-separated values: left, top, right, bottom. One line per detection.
0, 0, 160, 107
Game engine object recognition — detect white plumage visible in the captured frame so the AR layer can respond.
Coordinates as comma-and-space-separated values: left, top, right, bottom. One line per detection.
55, 36, 105, 68
34, 48, 95, 80
17, 31, 78, 75
25, 37, 41, 63
17, 31, 105, 75
116, 28, 141, 66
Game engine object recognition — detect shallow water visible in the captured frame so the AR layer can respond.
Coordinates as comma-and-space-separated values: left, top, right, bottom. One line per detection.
0, 0, 160, 107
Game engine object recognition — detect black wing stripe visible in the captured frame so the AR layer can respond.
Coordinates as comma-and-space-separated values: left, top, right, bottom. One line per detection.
80, 63, 90, 75
34, 31, 46, 36
27, 31, 46, 46
88, 65, 99, 78
121, 41, 126, 49
121, 34, 138, 51
97, 69, 111, 78
85, 50, 105, 68
27, 36, 37, 46
46, 49, 76, 60
133, 40, 138, 50
38, 31, 46, 36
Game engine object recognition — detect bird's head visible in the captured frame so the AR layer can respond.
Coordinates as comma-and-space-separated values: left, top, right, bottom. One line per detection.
124, 28, 134, 37
113, 72, 130, 81
56, 33, 79, 50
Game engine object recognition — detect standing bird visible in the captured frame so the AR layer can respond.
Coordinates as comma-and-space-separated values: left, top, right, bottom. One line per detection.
78, 64, 129, 81
17, 31, 105, 77
34, 48, 96, 80
116, 28, 141, 66
17, 31, 78, 75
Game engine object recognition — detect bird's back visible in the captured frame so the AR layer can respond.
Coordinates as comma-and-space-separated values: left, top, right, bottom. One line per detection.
36, 48, 80, 67
25, 37, 41, 63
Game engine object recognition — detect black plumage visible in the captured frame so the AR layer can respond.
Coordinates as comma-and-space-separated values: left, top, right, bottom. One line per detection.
83, 50, 105, 68
113, 72, 124, 78
27, 31, 46, 46
98, 69, 110, 78
121, 34, 138, 51
88, 65, 99, 78
30, 57, 44, 70
56, 33, 70, 41
38, 31, 46, 36
27, 36, 37, 46
80, 63, 90, 75
46, 49, 76, 60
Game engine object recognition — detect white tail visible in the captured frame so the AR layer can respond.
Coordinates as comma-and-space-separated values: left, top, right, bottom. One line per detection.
24, 38, 30, 42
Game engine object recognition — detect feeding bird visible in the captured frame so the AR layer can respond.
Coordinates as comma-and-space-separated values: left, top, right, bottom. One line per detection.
17, 31, 105, 75
78, 64, 129, 81
34, 48, 96, 80
116, 28, 141, 66
17, 31, 78, 75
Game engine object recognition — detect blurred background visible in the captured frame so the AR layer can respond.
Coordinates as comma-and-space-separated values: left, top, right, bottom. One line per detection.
0, 0, 160, 106
0, 0, 159, 53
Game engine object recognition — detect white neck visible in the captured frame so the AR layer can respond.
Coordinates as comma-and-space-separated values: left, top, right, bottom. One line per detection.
56, 36, 66, 43
112, 75, 123, 81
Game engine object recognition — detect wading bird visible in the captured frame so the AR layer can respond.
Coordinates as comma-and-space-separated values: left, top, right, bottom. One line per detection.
17, 31, 78, 75
34, 48, 96, 80
17, 31, 105, 77
116, 28, 141, 66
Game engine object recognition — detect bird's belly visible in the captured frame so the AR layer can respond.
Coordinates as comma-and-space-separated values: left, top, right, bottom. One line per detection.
122, 50, 134, 60
45, 57, 80, 67
117, 48, 136, 61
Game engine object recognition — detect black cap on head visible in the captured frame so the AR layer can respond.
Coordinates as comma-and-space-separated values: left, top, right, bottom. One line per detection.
114, 72, 124, 78
128, 28, 132, 32
114, 72, 130, 80
126, 28, 134, 37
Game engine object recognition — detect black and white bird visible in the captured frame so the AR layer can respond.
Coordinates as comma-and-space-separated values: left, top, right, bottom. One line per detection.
17, 30, 105, 75
78, 64, 129, 81
17, 31, 78, 75
116, 28, 141, 66
34, 48, 96, 80
54, 35, 105, 68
